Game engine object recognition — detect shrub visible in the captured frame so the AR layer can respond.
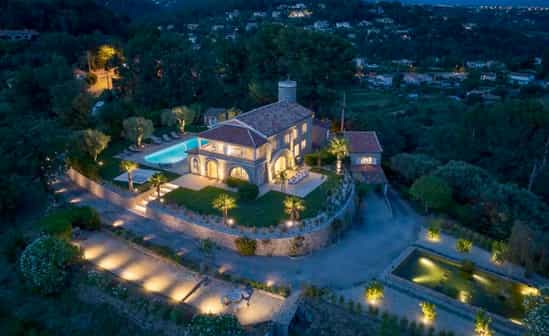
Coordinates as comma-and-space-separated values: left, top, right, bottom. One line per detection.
427, 219, 442, 241
237, 182, 259, 201
491, 241, 508, 265
226, 177, 259, 201
390, 153, 441, 184
40, 212, 72, 240
189, 314, 245, 336
234, 236, 256, 256
460, 259, 476, 276
356, 183, 374, 199
365, 280, 384, 304
456, 238, 473, 253
420, 301, 437, 323
19, 235, 80, 295
410, 175, 453, 213
70, 206, 101, 230
474, 310, 493, 336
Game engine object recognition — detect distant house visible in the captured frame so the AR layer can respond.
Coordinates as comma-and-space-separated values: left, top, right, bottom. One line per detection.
375, 17, 394, 25
466, 61, 487, 69
480, 72, 497, 81
272, 11, 281, 18
226, 10, 240, 20
253, 11, 267, 18
358, 20, 373, 27
186, 24, 199, 31
204, 108, 230, 128
312, 119, 331, 149
343, 131, 387, 189
246, 22, 258, 31
403, 73, 433, 85
0, 29, 39, 41
313, 21, 330, 31
509, 72, 536, 86
336, 22, 352, 29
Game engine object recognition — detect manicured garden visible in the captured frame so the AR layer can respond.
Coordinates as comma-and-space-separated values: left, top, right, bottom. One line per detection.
164, 168, 341, 227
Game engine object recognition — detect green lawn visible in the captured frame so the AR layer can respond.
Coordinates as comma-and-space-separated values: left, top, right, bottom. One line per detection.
164, 168, 341, 227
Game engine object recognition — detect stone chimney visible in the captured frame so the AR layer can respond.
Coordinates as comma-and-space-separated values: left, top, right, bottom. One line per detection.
278, 80, 297, 103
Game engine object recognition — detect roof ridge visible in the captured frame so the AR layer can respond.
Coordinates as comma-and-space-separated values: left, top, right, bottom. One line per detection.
247, 129, 256, 147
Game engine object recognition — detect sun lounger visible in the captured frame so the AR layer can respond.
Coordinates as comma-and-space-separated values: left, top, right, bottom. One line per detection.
162, 134, 172, 142
170, 131, 181, 139
150, 135, 163, 145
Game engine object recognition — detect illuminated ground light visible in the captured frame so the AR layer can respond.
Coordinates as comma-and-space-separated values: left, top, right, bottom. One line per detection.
54, 188, 67, 194
199, 297, 225, 315
266, 279, 275, 287
218, 264, 231, 274
143, 275, 172, 293
472, 274, 490, 285
169, 284, 194, 302
521, 286, 539, 296
120, 264, 151, 281
97, 253, 130, 270
112, 219, 124, 227
285, 220, 294, 228
458, 290, 471, 303
419, 257, 435, 267
509, 318, 523, 325
227, 218, 235, 226
412, 275, 438, 283
83, 245, 106, 260
69, 197, 82, 203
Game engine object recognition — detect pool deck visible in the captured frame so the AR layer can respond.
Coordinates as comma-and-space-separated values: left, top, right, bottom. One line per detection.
115, 134, 195, 175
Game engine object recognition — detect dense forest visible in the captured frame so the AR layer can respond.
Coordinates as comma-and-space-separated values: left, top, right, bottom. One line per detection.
0, 0, 548, 333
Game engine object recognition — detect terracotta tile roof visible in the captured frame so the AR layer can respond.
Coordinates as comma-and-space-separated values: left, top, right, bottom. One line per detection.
351, 165, 388, 184
344, 131, 383, 153
199, 124, 267, 148
235, 101, 313, 137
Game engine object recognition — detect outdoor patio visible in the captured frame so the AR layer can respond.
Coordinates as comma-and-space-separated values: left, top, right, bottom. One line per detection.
170, 174, 236, 192
263, 170, 327, 197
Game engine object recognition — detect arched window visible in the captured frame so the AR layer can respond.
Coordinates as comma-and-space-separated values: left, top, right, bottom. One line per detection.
230, 167, 249, 181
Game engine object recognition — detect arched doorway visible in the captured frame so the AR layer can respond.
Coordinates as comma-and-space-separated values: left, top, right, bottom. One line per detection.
191, 158, 199, 174
273, 156, 287, 176
206, 160, 218, 179
229, 167, 249, 181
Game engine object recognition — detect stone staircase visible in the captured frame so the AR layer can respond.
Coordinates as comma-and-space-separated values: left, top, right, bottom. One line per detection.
133, 182, 178, 215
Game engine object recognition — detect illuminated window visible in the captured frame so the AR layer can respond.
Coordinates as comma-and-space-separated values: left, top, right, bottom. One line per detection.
294, 144, 300, 157
284, 133, 290, 144
292, 128, 298, 138
300, 139, 306, 150
301, 122, 307, 134
360, 156, 376, 165
229, 146, 242, 157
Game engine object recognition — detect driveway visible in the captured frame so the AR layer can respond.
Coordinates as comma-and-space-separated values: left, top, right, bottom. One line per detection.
58, 180, 421, 290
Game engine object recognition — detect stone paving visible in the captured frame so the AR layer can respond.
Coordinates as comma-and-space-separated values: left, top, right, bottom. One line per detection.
78, 231, 284, 326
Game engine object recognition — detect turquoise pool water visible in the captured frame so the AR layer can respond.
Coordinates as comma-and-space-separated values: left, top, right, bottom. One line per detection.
144, 137, 203, 165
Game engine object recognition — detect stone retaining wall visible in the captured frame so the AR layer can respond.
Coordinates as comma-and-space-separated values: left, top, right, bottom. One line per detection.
67, 168, 155, 209
68, 168, 357, 256
145, 183, 357, 256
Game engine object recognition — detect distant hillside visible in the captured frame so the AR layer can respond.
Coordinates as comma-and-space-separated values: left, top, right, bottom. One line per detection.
396, 0, 549, 6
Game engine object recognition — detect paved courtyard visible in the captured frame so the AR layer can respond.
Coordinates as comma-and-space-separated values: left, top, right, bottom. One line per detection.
78, 231, 284, 326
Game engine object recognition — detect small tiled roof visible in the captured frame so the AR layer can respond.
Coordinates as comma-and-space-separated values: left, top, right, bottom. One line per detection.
235, 101, 313, 137
351, 165, 388, 184
344, 131, 383, 153
199, 124, 267, 148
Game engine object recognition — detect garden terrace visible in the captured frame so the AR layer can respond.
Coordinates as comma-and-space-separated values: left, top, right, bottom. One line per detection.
70, 140, 180, 193
163, 168, 341, 228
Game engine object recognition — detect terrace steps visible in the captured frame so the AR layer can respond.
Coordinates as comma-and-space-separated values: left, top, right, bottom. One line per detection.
132, 182, 178, 214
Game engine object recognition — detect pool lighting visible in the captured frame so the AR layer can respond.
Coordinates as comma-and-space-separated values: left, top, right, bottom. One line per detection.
473, 274, 490, 285
459, 290, 471, 303
419, 257, 435, 267
160, 198, 165, 203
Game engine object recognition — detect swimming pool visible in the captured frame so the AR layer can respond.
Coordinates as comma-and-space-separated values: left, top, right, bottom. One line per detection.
144, 137, 203, 165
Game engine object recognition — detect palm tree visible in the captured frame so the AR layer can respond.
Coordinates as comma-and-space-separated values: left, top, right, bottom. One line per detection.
284, 196, 305, 222
328, 137, 348, 175
278, 170, 288, 193
120, 160, 138, 192
149, 173, 168, 199
212, 194, 237, 225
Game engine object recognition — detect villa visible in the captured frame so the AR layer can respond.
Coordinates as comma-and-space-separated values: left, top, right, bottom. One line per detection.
344, 131, 388, 190
186, 81, 313, 186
